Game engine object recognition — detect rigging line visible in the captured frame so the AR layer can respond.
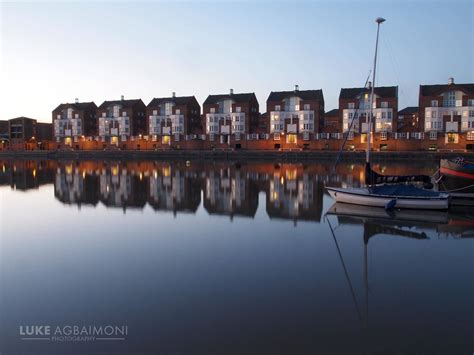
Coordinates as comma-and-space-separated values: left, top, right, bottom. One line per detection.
327, 217, 363, 324
383, 34, 404, 103
333, 71, 372, 170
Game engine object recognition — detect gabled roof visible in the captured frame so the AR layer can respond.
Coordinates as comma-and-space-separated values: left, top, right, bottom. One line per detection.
267, 89, 324, 102
339, 86, 397, 99
420, 83, 474, 96
53, 102, 97, 113
98, 99, 144, 109
398, 106, 418, 115
203, 92, 257, 105
147, 96, 196, 107
325, 109, 339, 116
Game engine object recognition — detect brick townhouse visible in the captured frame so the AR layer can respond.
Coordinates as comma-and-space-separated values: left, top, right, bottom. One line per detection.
203, 89, 259, 148
267, 86, 325, 146
52, 99, 97, 146
420, 78, 474, 145
340, 83, 398, 142
97, 97, 146, 146
146, 93, 201, 145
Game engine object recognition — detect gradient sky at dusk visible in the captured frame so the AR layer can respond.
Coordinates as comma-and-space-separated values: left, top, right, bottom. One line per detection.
1, 1, 472, 122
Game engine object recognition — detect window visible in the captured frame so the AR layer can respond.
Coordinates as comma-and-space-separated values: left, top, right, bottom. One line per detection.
432, 111, 437, 119
469, 110, 474, 117
153, 110, 158, 115
381, 101, 388, 108
467, 131, 474, 140
431, 100, 438, 107
381, 112, 386, 119
468, 99, 474, 107
348, 102, 355, 109
444, 91, 456, 107
304, 104, 310, 110
295, 105, 300, 111
122, 112, 127, 117
380, 131, 388, 140
176, 109, 181, 115
113, 105, 120, 118
275, 105, 281, 111
210, 108, 216, 113
236, 107, 241, 113
387, 111, 392, 119
429, 131, 437, 140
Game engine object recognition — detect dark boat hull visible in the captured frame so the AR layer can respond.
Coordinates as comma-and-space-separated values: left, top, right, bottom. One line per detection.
440, 159, 474, 180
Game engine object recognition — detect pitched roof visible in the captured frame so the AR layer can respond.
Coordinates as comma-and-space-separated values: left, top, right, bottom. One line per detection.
9, 116, 36, 122
98, 99, 144, 109
147, 96, 196, 107
267, 89, 324, 102
398, 106, 418, 115
420, 83, 474, 96
339, 86, 397, 99
53, 102, 96, 113
325, 109, 339, 116
203, 92, 256, 105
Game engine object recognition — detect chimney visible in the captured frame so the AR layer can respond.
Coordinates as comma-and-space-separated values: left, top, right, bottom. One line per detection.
230, 88, 234, 95
172, 91, 176, 98
75, 98, 79, 104
448, 77, 454, 85
366, 81, 372, 89
294, 84, 299, 92
121, 95, 124, 101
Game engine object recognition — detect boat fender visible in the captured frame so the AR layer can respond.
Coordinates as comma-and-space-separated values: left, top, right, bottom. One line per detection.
385, 199, 396, 210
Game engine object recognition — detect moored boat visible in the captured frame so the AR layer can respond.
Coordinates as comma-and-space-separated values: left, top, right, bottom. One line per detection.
325, 17, 448, 210
440, 158, 474, 179
326, 185, 449, 210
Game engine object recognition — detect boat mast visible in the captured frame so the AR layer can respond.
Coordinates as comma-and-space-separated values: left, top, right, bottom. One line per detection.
366, 17, 386, 165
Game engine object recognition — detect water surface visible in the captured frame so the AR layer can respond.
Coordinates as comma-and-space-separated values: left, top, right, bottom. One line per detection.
0, 159, 472, 354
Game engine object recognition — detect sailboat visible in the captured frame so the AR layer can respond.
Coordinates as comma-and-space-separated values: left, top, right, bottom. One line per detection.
326, 17, 449, 210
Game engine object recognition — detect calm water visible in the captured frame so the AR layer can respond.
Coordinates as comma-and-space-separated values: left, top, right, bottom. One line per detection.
0, 159, 472, 355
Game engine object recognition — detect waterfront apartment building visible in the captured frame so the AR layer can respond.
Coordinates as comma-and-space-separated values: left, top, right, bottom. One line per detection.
203, 90, 259, 147
420, 78, 474, 143
340, 84, 398, 139
52, 100, 97, 146
268, 86, 325, 144
146, 93, 201, 145
97, 97, 146, 145
7, 117, 52, 150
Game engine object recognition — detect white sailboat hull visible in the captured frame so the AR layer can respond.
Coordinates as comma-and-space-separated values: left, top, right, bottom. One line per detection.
326, 187, 449, 210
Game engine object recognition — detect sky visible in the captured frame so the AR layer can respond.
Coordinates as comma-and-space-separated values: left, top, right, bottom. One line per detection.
0, 0, 473, 122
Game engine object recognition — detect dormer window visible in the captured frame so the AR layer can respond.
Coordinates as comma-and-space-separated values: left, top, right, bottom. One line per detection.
444, 91, 456, 107
348, 102, 355, 109
236, 107, 241, 113
74, 113, 79, 119
210, 108, 216, 113
431, 100, 438, 107
304, 104, 310, 110
381, 101, 388, 108
275, 105, 281, 111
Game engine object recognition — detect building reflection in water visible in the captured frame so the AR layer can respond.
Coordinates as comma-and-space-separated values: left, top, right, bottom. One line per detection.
0, 159, 438, 225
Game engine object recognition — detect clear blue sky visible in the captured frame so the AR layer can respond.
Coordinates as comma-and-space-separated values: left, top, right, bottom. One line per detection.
1, 1, 472, 122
